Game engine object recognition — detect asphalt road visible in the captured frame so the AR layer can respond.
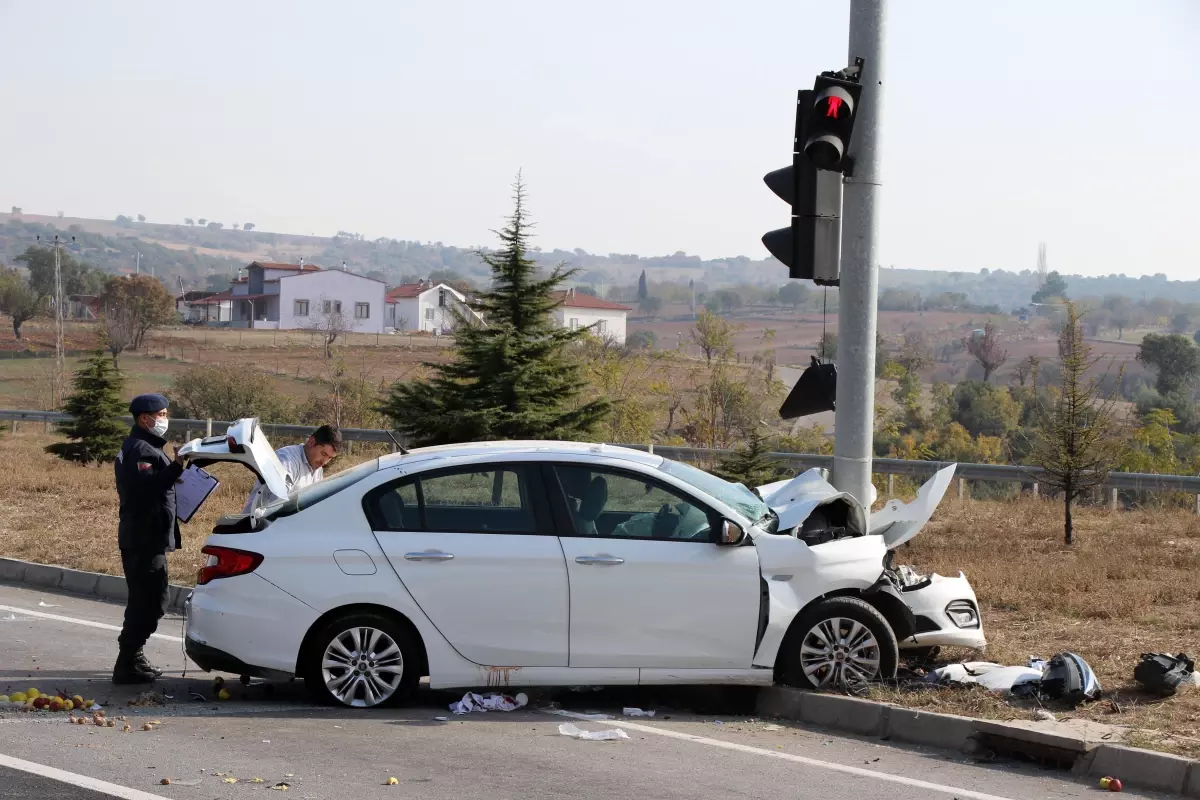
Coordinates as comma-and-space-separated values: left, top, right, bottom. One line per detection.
0, 582, 1172, 800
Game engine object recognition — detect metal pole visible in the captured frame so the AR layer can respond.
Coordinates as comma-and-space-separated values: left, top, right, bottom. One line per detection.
53, 237, 65, 407
831, 0, 887, 515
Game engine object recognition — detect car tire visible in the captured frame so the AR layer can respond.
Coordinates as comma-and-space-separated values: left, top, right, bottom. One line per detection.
303, 611, 420, 709
780, 597, 898, 690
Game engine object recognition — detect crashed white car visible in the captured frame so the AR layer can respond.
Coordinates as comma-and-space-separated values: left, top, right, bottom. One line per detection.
179, 420, 984, 708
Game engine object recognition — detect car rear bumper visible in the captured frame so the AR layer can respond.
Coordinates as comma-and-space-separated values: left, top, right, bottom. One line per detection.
185, 636, 293, 681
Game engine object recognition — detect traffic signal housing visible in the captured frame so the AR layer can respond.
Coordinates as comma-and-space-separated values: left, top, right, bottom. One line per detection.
762, 89, 842, 285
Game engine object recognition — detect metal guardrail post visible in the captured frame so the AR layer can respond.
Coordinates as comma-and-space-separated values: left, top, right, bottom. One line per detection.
206, 418, 213, 437
886, 473, 894, 499
1110, 487, 1118, 512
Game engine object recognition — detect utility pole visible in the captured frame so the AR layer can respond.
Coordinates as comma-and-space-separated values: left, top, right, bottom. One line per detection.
831, 0, 886, 513
36, 234, 74, 407
135, 251, 141, 275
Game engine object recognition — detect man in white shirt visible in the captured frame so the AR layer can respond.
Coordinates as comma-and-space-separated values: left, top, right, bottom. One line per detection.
243, 425, 342, 513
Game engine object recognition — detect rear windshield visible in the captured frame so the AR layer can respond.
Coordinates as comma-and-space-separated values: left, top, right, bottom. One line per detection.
264, 458, 379, 519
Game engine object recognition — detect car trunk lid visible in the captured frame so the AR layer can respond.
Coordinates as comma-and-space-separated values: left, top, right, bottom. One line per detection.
177, 418, 291, 501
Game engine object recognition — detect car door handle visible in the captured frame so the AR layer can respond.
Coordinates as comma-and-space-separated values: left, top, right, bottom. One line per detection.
404, 551, 454, 562
575, 555, 624, 566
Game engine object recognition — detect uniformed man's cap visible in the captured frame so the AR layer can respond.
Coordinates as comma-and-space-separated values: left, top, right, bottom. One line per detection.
129, 393, 169, 416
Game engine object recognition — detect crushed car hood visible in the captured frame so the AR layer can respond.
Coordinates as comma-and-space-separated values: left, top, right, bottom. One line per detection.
757, 464, 956, 549
177, 418, 291, 501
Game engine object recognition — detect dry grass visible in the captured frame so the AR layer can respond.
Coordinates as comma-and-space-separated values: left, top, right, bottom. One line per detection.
1, 430, 1198, 753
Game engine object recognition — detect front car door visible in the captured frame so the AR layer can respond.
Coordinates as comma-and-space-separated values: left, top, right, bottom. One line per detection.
550, 462, 760, 669
364, 462, 569, 667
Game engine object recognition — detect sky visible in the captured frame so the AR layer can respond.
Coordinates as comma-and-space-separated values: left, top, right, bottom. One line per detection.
1, 0, 1197, 278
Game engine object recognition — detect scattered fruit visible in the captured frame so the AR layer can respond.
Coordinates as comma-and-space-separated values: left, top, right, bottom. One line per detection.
106, 720, 115, 728
32, 698, 48, 710
10, 693, 26, 704
385, 777, 399, 786
72, 695, 84, 708
249, 777, 265, 784
26, 689, 40, 700
218, 689, 231, 701
142, 723, 154, 731
62, 699, 73, 711
76, 717, 88, 725
160, 778, 171, 786
223, 777, 238, 784
94, 718, 105, 727
123, 724, 132, 732
0, 695, 8, 703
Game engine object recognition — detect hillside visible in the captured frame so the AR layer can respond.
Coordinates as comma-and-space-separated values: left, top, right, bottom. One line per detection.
3, 210, 1200, 310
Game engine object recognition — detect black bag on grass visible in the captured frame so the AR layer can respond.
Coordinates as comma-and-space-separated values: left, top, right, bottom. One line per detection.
1134, 653, 1194, 696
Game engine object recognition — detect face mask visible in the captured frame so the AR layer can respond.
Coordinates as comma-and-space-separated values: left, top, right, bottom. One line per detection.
151, 418, 169, 438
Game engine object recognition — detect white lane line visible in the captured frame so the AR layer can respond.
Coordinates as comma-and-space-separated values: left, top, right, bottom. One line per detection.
0, 605, 183, 643
547, 710, 1019, 800
0, 752, 167, 800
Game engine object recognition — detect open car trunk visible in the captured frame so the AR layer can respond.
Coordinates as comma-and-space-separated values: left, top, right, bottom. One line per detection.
177, 418, 291, 501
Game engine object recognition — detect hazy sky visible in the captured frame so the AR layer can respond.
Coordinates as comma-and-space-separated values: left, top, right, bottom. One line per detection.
1, 1, 1197, 278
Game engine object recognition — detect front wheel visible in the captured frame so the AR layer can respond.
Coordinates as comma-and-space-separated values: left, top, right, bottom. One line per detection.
303, 612, 419, 708
781, 597, 898, 690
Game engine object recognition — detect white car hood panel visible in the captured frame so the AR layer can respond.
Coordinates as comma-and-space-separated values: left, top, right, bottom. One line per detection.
868, 464, 957, 549
757, 469, 872, 532
178, 418, 291, 501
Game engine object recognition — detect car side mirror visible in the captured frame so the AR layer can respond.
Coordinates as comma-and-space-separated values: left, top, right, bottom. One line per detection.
718, 520, 746, 546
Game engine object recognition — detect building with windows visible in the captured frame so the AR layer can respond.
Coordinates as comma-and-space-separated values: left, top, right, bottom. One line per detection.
385, 281, 483, 334
549, 289, 631, 344
195, 261, 385, 332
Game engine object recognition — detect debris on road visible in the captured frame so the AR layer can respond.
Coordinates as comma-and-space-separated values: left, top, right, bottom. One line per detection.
449, 691, 529, 714
128, 691, 165, 707
558, 722, 629, 741
385, 777, 399, 785
929, 652, 1102, 706
622, 707, 655, 718
762, 724, 784, 731
1033, 709, 1057, 722
1100, 776, 1124, 792
269, 782, 290, 791
1134, 652, 1195, 696
37, 601, 60, 608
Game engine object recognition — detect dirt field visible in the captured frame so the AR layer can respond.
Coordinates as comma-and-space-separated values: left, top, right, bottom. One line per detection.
1, 430, 1196, 754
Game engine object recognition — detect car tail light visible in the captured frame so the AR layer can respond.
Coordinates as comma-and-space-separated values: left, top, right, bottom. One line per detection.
197, 545, 263, 585
226, 435, 245, 454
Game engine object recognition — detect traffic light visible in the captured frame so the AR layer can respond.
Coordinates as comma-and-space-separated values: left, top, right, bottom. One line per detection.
803, 72, 863, 173
762, 89, 842, 285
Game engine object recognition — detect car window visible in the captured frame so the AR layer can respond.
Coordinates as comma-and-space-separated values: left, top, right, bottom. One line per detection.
659, 458, 770, 524
366, 465, 541, 534
553, 465, 714, 542
265, 458, 379, 520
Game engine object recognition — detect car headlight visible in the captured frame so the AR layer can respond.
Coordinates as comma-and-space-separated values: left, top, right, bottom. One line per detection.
946, 600, 980, 629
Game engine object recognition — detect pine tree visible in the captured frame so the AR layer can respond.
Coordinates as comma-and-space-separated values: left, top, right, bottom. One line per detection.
45, 349, 128, 464
379, 178, 611, 446
715, 429, 785, 488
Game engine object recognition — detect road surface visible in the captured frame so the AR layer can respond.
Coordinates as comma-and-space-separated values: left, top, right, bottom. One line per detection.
0, 581, 1169, 800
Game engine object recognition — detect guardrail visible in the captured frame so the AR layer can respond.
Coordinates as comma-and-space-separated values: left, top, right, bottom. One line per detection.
4, 408, 1198, 508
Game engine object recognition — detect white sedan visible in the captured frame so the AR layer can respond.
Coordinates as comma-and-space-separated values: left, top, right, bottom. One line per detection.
179, 420, 984, 708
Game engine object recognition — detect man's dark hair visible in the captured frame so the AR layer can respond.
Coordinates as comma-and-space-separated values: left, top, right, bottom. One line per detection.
310, 425, 343, 451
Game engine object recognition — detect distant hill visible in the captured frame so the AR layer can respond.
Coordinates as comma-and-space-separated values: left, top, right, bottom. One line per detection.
3, 211, 1198, 310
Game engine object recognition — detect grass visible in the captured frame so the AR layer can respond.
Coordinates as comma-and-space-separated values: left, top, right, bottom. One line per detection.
1, 430, 1198, 755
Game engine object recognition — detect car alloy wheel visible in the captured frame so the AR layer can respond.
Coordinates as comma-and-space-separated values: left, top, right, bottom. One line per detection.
781, 596, 898, 691
307, 612, 419, 709
800, 616, 881, 688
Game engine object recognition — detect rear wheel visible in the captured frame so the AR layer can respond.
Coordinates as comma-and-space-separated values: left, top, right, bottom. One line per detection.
303, 612, 419, 708
781, 597, 898, 690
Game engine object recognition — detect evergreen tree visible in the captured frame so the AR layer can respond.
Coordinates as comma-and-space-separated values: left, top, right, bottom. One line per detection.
637, 270, 648, 301
715, 429, 785, 488
379, 178, 611, 446
45, 349, 128, 464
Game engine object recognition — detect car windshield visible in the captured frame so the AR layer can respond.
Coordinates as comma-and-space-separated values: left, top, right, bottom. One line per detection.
658, 458, 772, 527
263, 457, 380, 519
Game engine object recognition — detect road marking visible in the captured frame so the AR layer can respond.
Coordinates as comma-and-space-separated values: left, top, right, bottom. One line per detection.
0, 752, 167, 800
547, 710, 1019, 800
0, 605, 183, 643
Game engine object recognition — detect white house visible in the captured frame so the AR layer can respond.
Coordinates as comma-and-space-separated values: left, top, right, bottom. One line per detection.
550, 288, 631, 344
197, 261, 386, 333
385, 281, 482, 333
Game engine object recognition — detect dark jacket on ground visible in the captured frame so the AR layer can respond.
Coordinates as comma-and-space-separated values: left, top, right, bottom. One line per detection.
115, 425, 183, 553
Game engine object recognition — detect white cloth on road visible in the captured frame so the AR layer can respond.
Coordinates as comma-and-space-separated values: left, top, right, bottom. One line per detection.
242, 444, 322, 513
449, 692, 529, 715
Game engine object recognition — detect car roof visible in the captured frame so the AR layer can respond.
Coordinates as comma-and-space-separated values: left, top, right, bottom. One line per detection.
377, 440, 664, 470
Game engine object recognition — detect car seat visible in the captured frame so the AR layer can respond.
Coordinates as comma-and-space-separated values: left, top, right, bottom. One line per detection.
377, 490, 409, 530
576, 476, 608, 536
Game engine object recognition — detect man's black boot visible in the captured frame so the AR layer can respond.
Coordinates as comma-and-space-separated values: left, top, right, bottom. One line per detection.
134, 648, 163, 677
113, 650, 156, 685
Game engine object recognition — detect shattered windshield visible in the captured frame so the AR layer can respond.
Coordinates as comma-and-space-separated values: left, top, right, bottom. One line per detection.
659, 458, 771, 526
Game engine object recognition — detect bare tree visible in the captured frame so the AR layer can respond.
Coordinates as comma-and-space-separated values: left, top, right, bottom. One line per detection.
101, 299, 139, 368
1028, 303, 1125, 545
964, 322, 1008, 382
309, 299, 351, 358
1013, 354, 1039, 387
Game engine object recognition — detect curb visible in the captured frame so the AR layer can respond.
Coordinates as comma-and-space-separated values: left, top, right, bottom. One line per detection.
0, 557, 192, 613
757, 686, 1200, 797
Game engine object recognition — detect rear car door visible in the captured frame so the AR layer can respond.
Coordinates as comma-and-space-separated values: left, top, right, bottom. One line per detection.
364, 462, 570, 667
551, 463, 760, 670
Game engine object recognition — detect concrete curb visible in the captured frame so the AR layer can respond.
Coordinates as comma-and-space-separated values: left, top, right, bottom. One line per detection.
757, 686, 1200, 797
0, 557, 192, 613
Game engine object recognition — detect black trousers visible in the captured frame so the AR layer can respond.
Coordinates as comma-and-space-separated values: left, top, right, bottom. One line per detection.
118, 549, 168, 652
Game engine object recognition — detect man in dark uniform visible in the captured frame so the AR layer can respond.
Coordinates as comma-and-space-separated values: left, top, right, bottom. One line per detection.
113, 393, 184, 684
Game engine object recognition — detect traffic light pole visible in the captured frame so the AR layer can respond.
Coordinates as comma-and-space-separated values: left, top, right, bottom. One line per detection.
831, 0, 887, 514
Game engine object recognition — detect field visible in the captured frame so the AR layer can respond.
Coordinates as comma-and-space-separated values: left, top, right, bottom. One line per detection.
0, 429, 1197, 755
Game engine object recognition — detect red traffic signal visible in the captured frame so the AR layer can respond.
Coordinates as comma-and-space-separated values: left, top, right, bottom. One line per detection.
803, 73, 862, 173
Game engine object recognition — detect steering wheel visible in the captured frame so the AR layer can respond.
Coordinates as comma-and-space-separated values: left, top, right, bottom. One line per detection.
651, 504, 681, 539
